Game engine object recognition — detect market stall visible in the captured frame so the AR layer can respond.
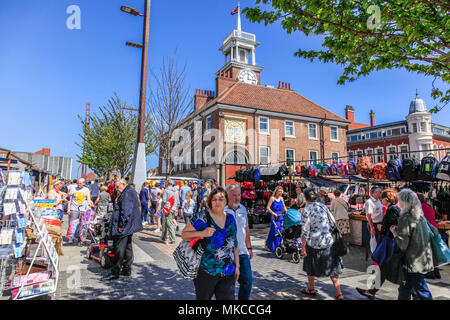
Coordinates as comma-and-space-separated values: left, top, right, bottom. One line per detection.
0, 169, 59, 300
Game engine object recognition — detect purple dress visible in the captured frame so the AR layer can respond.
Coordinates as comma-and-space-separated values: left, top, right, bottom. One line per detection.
265, 199, 284, 252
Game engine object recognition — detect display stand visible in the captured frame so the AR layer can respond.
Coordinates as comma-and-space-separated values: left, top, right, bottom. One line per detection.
0, 170, 59, 300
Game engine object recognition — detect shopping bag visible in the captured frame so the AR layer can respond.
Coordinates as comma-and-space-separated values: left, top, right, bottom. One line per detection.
370, 235, 377, 253
425, 219, 450, 267
163, 196, 175, 216
172, 239, 205, 280
371, 236, 395, 266
384, 245, 408, 286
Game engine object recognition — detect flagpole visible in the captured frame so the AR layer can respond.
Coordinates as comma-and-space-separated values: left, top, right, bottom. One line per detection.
237, 1, 241, 32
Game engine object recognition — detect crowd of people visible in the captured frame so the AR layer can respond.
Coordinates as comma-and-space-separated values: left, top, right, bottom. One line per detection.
45, 176, 443, 300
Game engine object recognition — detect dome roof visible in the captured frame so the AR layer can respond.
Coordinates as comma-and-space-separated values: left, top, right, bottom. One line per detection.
409, 94, 427, 114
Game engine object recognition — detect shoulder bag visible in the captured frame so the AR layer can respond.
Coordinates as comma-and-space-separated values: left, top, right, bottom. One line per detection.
172, 212, 211, 280
325, 206, 348, 257
424, 218, 450, 267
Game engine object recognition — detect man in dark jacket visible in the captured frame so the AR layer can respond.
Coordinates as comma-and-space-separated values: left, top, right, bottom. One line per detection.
102, 179, 143, 281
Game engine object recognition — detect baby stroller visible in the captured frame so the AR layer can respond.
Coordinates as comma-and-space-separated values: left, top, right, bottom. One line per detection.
78, 208, 96, 246
86, 214, 115, 268
274, 208, 303, 263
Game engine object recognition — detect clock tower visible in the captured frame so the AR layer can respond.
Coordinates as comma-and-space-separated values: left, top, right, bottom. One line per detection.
217, 3, 263, 88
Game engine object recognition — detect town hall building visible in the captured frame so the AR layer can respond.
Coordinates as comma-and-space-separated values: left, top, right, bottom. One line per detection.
159, 11, 349, 185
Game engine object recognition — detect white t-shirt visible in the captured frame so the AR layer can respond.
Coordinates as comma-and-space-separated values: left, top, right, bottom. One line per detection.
69, 187, 90, 211
365, 196, 383, 223
224, 204, 249, 256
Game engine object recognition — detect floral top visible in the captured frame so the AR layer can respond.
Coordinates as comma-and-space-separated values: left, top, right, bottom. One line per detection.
301, 202, 335, 249
190, 210, 238, 277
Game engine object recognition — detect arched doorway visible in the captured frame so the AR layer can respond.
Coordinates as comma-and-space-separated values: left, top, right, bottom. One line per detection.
225, 150, 247, 165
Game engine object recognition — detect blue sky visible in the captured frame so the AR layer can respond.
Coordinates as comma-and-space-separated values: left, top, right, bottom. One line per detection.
1, 0, 448, 179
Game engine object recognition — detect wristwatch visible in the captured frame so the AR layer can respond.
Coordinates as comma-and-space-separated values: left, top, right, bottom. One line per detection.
247, 247, 252, 250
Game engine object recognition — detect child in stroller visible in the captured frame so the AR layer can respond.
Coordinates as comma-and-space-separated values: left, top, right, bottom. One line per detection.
86, 213, 115, 268
273, 208, 303, 263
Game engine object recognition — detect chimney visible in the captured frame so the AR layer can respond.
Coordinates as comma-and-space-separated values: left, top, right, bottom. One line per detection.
278, 81, 292, 90
345, 105, 355, 123
370, 109, 375, 127
194, 89, 215, 110
216, 69, 237, 96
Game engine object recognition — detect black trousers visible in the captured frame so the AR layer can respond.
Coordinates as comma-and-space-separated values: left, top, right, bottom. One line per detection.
111, 235, 133, 276
193, 268, 235, 300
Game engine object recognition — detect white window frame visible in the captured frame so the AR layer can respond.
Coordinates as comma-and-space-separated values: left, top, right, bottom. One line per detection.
387, 145, 397, 161
259, 146, 270, 165
356, 149, 363, 160
331, 152, 339, 161
309, 150, 318, 165
206, 116, 212, 131
195, 149, 201, 168
185, 151, 191, 170
375, 147, 384, 163
365, 148, 375, 163
204, 145, 212, 165
330, 126, 339, 142
348, 151, 354, 160
412, 123, 418, 133
398, 144, 409, 160
259, 116, 269, 134
284, 120, 295, 138
285, 148, 295, 163
308, 123, 318, 140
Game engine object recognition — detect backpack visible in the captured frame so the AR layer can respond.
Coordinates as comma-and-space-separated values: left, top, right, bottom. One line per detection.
309, 165, 317, 177
419, 155, 439, 181
235, 169, 245, 182
372, 162, 387, 180
347, 160, 357, 174
322, 163, 331, 175
253, 167, 261, 181
386, 158, 402, 181
316, 163, 324, 175
436, 155, 450, 182
338, 161, 348, 176
330, 163, 338, 175
241, 182, 254, 190
242, 190, 256, 200
401, 158, 419, 181
357, 156, 373, 178
301, 165, 310, 178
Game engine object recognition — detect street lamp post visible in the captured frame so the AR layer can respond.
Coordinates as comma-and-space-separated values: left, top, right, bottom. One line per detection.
121, 0, 151, 192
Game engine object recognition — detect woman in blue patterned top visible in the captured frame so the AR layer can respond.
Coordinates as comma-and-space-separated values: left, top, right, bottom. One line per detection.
181, 187, 240, 300
300, 188, 344, 300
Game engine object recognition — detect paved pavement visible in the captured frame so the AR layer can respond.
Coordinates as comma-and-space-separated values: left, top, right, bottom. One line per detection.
54, 217, 450, 300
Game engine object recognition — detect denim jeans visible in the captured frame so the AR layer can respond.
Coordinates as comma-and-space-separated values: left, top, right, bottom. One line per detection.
238, 254, 253, 300
57, 209, 64, 221
398, 273, 433, 300
141, 202, 149, 223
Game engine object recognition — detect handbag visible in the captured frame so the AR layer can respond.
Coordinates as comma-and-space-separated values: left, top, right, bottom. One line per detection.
384, 244, 408, 286
425, 219, 450, 267
326, 208, 348, 257
371, 235, 395, 266
172, 213, 211, 279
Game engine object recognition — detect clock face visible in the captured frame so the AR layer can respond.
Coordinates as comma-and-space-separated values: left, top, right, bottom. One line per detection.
237, 69, 257, 85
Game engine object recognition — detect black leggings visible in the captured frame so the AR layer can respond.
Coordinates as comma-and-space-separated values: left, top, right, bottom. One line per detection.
193, 268, 235, 300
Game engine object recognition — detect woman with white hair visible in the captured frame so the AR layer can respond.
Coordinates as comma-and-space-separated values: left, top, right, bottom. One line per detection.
390, 188, 434, 300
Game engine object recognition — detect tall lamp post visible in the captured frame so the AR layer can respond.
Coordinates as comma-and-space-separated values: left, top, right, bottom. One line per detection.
121, 1, 151, 192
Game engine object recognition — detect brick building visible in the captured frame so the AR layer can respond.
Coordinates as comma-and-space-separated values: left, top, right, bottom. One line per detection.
158, 14, 349, 185
346, 94, 450, 163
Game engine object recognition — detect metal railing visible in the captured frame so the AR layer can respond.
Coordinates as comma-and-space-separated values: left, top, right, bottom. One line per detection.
223, 30, 256, 44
